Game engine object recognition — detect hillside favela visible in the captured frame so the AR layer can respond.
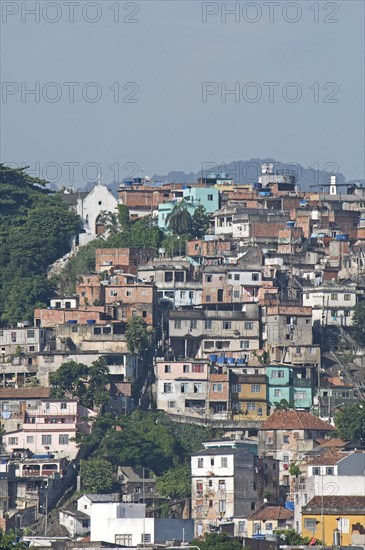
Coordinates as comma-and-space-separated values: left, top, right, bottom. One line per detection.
1, 162, 365, 550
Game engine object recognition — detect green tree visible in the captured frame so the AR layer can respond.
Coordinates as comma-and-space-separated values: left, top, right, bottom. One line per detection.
156, 464, 191, 500
0, 165, 81, 324
125, 316, 150, 355
274, 529, 314, 545
352, 301, 365, 342
334, 402, 365, 443
49, 358, 109, 409
274, 398, 295, 410
0, 530, 26, 549
191, 532, 243, 549
191, 205, 211, 238
166, 201, 193, 235
81, 458, 114, 493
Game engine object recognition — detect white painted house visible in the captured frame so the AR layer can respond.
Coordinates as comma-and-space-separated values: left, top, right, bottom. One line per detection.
86, 500, 193, 546
63, 183, 118, 246
302, 285, 358, 326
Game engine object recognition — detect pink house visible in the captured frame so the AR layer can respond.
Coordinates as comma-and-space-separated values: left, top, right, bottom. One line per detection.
3, 399, 96, 459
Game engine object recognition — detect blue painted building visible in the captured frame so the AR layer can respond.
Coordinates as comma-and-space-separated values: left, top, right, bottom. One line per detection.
158, 186, 219, 231
267, 365, 312, 410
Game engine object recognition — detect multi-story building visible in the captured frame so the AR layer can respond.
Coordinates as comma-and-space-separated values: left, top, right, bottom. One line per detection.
191, 440, 279, 537
266, 365, 313, 410
229, 373, 268, 420
258, 410, 335, 487
168, 305, 260, 361
2, 398, 96, 459
302, 285, 359, 326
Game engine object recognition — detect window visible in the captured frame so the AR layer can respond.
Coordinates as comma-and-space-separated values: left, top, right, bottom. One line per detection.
258, 407, 263, 416
27, 329, 35, 339
331, 293, 338, 300
295, 391, 306, 401
221, 457, 227, 468
251, 385, 261, 393
296, 347, 301, 354
274, 389, 282, 397
168, 401, 176, 408
94, 326, 102, 335
240, 341, 249, 349
331, 310, 337, 318
59, 435, 69, 445
231, 384, 242, 393
251, 502, 256, 511
234, 291, 240, 298
196, 481, 203, 494
205, 320, 212, 330
206, 275, 212, 282
109, 290, 117, 297
142, 310, 147, 318
252, 273, 259, 281
42, 435, 52, 445
304, 519, 317, 532
181, 382, 189, 393
9, 437, 18, 445
141, 534, 151, 544
219, 500, 226, 513
174, 320, 182, 329
194, 383, 203, 393
247, 403, 256, 411
238, 521, 246, 533
210, 458, 215, 466
163, 383, 172, 394
344, 294, 351, 301
190, 319, 198, 330
29, 345, 35, 352
206, 295, 211, 302
45, 355, 55, 363
26, 436, 34, 444
212, 383, 223, 392
208, 194, 213, 201
197, 458, 204, 468
283, 435, 289, 443
183, 364, 190, 373
61, 402, 67, 410
126, 290, 132, 297
234, 274, 240, 281
192, 364, 204, 373
223, 321, 231, 330
245, 322, 253, 330
312, 467, 321, 475
65, 301, 71, 309
326, 467, 334, 475
164, 365, 171, 373
283, 454, 290, 463
278, 370, 285, 378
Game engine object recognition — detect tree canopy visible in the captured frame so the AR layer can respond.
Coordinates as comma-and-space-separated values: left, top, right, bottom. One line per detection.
80, 458, 114, 493
352, 301, 365, 342
0, 164, 81, 324
166, 201, 193, 235
334, 401, 365, 444
49, 358, 109, 409
77, 411, 215, 480
191, 532, 243, 549
125, 316, 150, 355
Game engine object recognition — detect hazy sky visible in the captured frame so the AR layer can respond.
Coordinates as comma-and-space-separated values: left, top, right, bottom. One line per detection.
1, 0, 364, 186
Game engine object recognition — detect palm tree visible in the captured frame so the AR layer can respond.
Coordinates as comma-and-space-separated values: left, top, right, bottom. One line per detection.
165, 201, 193, 235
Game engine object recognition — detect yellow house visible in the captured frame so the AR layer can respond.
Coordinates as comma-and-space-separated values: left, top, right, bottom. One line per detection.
302, 496, 365, 546
230, 374, 268, 420
247, 506, 293, 537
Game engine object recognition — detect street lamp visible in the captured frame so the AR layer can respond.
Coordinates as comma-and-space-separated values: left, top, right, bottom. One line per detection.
335, 517, 343, 546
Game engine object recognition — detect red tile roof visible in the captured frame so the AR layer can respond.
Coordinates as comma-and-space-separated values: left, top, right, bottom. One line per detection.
262, 410, 335, 431
248, 506, 293, 521
306, 448, 351, 466
0, 387, 51, 399
316, 438, 347, 448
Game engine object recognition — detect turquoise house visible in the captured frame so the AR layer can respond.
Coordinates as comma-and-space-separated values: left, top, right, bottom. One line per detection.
158, 186, 219, 231
267, 365, 312, 410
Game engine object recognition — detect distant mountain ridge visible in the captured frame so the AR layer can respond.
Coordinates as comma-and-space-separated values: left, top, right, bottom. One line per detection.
57, 158, 364, 195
